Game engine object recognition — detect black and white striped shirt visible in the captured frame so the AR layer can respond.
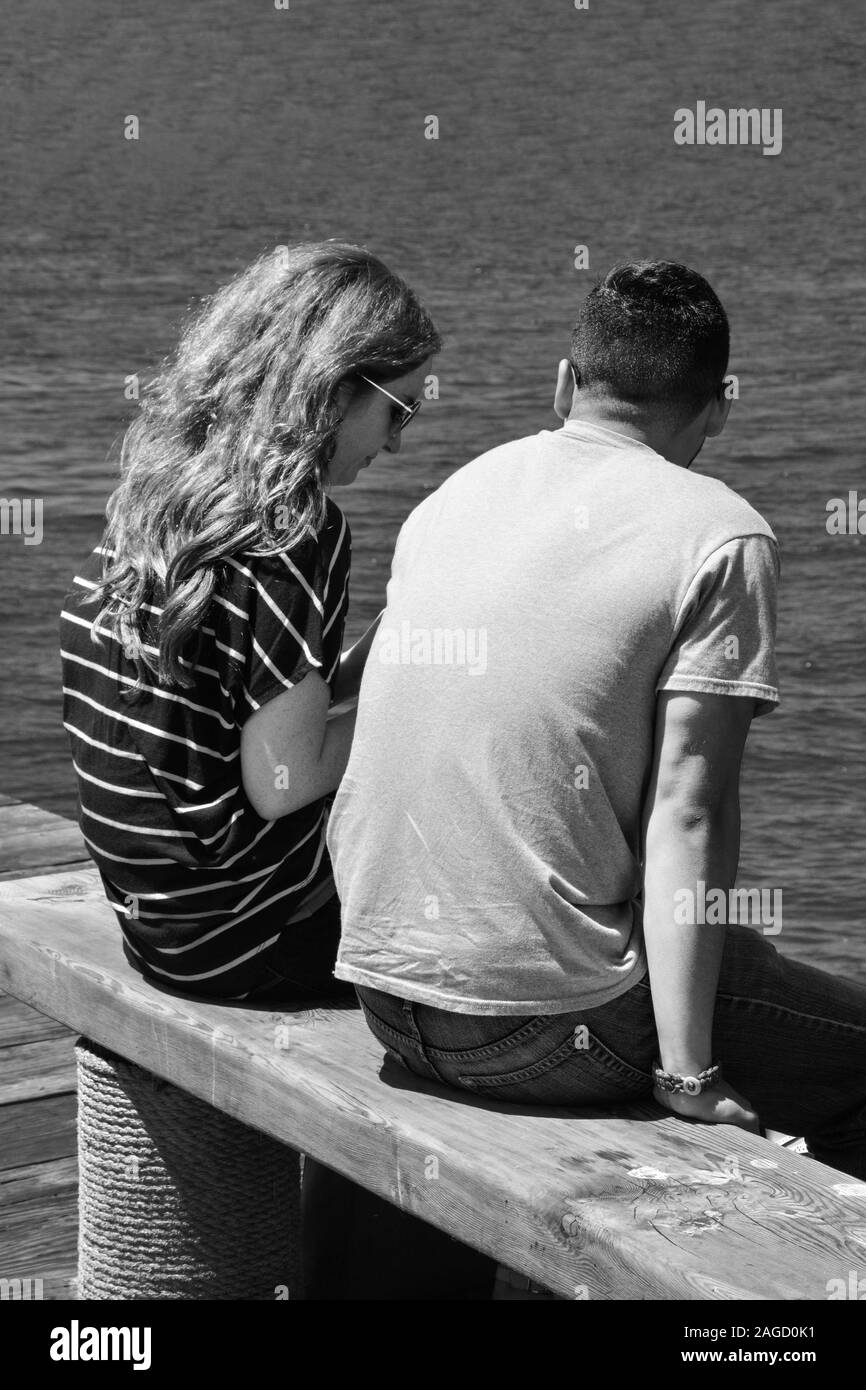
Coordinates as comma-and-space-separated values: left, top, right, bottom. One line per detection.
59, 500, 351, 997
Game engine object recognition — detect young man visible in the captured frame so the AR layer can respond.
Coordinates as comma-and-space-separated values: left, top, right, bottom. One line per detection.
325, 261, 866, 1188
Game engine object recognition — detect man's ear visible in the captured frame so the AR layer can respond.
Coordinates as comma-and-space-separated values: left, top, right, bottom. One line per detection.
704, 388, 733, 438
554, 359, 577, 420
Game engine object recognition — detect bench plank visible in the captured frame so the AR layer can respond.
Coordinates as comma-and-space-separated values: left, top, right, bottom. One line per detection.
1, 865, 865, 1301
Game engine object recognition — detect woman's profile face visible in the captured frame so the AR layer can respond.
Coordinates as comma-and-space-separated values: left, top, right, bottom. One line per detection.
327, 358, 432, 487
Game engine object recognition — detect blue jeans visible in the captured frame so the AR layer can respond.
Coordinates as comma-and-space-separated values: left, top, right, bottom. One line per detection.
356, 924, 866, 1179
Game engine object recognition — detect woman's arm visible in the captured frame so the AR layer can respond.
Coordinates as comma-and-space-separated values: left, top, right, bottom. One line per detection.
329, 610, 384, 709
240, 670, 356, 820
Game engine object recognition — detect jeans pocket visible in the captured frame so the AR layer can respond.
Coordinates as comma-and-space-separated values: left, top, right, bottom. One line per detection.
456, 1025, 651, 1106
359, 999, 422, 1060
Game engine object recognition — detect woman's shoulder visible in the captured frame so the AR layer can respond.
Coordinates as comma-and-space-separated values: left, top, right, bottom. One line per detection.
216, 518, 348, 626
225, 501, 350, 589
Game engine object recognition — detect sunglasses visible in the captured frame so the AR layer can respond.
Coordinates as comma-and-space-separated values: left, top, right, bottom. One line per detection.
358, 374, 423, 433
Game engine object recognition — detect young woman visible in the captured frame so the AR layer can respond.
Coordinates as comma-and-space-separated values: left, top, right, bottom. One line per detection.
60, 241, 439, 1002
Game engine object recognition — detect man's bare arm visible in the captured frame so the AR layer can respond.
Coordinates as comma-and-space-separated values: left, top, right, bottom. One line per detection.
641, 690, 760, 1132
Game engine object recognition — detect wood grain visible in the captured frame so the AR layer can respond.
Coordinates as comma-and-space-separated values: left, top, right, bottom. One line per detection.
2, 862, 865, 1300
0, 798, 84, 1303
0, 1153, 79, 1294
0, 1094, 78, 1170
0, 992, 74, 1047
0, 1037, 77, 1105
0, 1197, 78, 1295
0, 1155, 78, 1206
0, 794, 88, 880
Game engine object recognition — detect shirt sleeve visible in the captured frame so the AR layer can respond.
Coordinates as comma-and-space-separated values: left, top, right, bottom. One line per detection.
655, 534, 780, 717
221, 504, 351, 722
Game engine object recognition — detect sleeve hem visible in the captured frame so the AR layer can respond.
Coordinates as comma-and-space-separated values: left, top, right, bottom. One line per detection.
656, 674, 779, 711
239, 662, 323, 722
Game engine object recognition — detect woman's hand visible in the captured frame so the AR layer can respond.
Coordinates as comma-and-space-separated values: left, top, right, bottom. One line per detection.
653, 1079, 760, 1134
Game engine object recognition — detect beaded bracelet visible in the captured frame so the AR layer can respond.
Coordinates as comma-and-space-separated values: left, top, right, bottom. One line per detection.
652, 1061, 723, 1096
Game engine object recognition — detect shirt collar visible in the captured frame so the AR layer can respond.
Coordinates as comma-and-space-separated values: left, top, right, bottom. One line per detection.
560, 419, 659, 456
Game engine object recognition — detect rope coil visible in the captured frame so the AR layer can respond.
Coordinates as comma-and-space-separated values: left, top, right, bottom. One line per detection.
76, 1037, 300, 1300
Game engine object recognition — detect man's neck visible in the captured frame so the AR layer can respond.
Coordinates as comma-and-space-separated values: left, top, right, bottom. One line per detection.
564, 401, 701, 468
565, 402, 658, 450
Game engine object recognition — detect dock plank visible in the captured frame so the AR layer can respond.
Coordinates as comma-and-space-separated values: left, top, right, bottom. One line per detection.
0, 1094, 78, 1170
0, 993, 74, 1047
0, 795, 88, 880
2, 865, 865, 1301
0, 1153, 79, 1298
0, 1197, 78, 1298
0, 799, 83, 1304
0, 1036, 77, 1105
0, 1155, 78, 1207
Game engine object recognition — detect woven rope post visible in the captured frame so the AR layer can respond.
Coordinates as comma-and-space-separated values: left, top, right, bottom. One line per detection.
75, 1037, 301, 1300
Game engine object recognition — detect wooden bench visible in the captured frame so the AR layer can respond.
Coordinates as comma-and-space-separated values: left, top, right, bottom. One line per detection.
1, 847, 865, 1300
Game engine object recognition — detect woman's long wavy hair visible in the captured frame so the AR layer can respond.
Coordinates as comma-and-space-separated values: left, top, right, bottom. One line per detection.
84, 242, 441, 689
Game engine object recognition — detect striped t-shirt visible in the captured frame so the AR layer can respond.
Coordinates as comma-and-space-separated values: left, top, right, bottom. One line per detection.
59, 499, 351, 998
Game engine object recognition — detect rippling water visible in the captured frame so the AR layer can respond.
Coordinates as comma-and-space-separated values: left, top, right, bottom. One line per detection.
1, 0, 864, 971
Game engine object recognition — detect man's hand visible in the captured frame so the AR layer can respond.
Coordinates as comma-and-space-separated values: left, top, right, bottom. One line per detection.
653, 1079, 760, 1134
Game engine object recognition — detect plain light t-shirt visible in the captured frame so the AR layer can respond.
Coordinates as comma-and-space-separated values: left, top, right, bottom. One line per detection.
328, 421, 780, 1014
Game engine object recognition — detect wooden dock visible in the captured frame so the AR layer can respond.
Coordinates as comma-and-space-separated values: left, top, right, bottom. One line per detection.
0, 793, 89, 1300
0, 795, 552, 1301
4, 791, 864, 1306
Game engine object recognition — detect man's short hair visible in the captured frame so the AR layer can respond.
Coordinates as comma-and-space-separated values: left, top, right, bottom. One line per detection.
570, 261, 729, 419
